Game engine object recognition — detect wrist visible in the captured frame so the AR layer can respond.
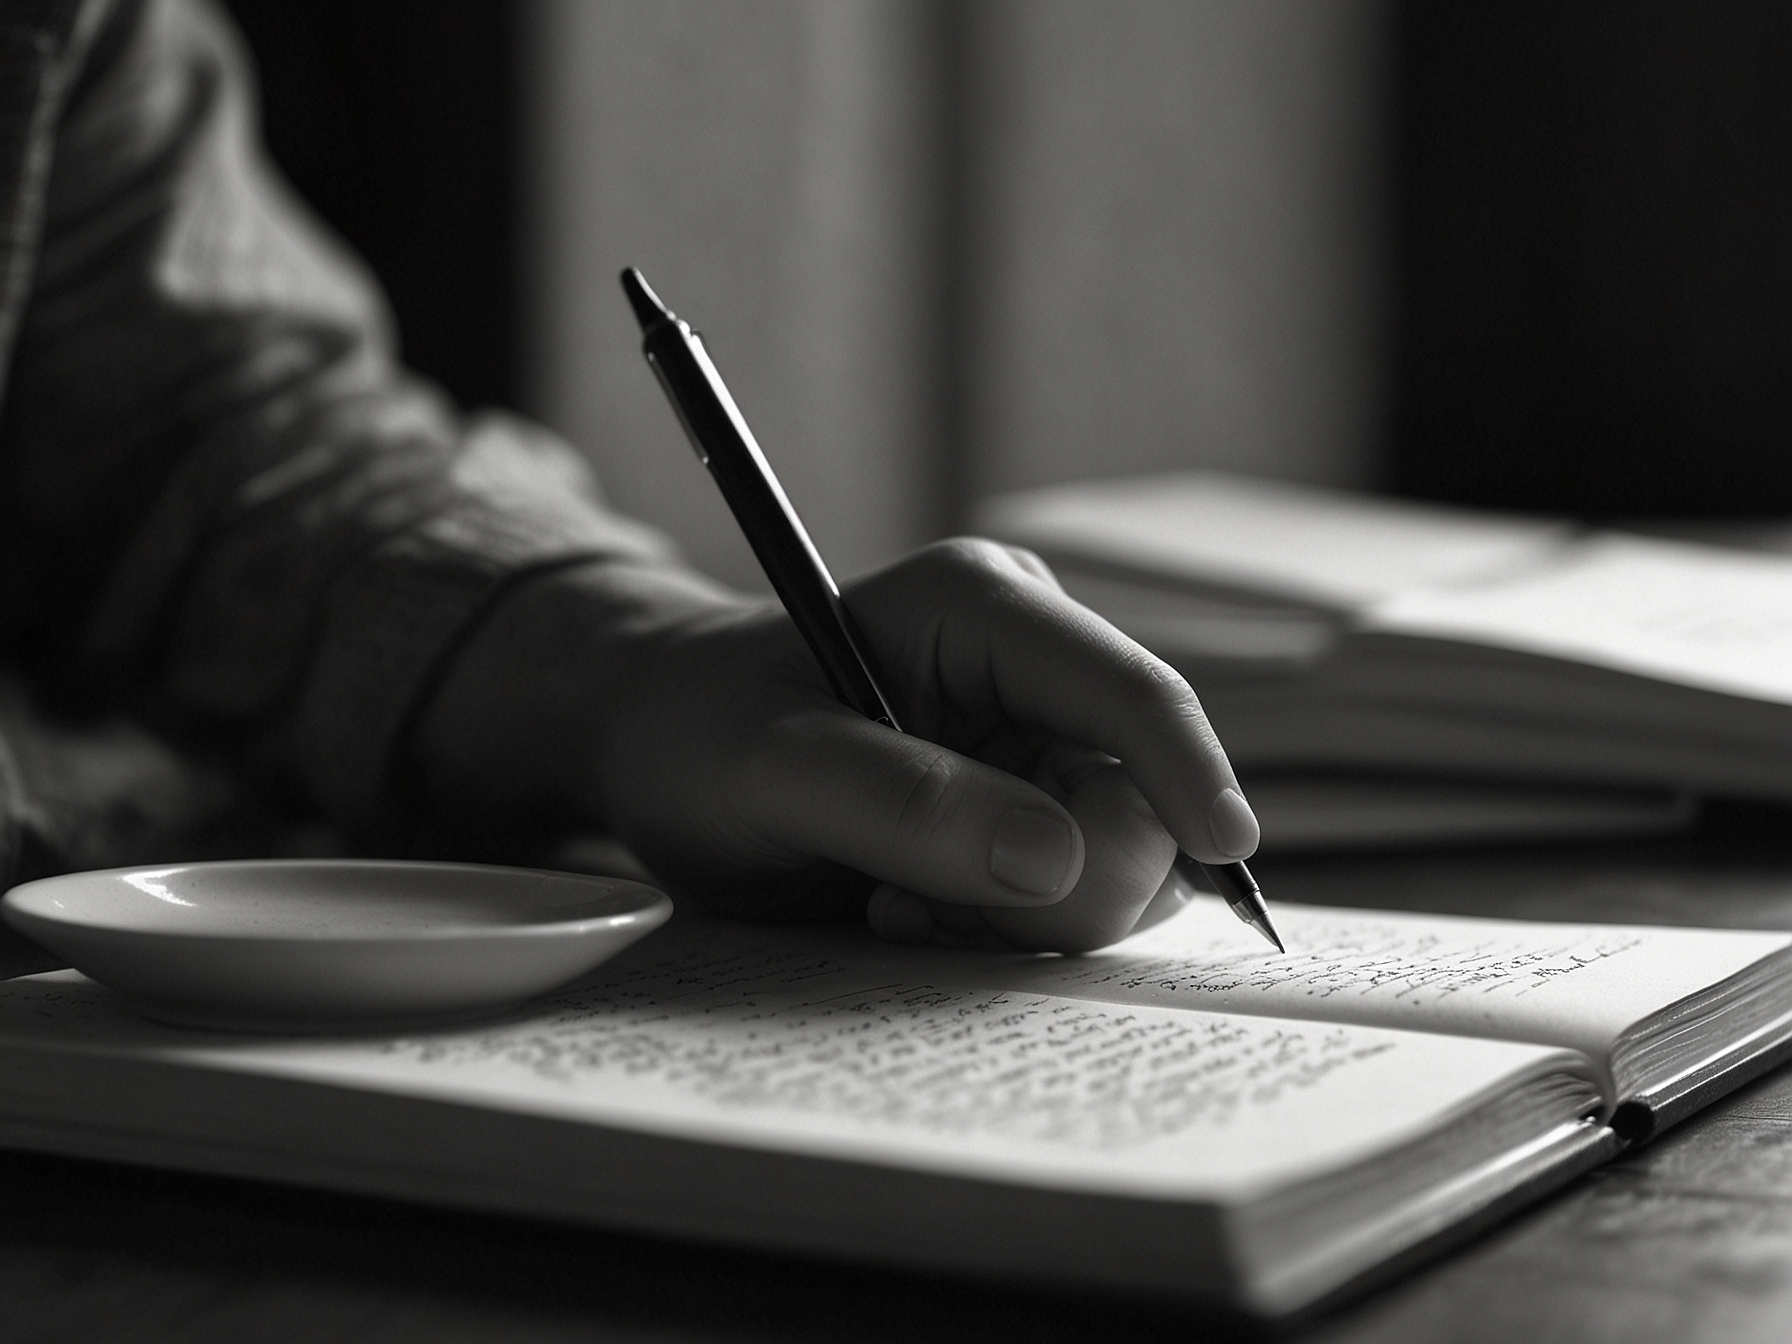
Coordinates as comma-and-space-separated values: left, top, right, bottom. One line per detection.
410, 556, 750, 835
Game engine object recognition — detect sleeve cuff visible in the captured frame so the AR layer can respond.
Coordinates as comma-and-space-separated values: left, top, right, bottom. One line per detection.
287, 414, 674, 834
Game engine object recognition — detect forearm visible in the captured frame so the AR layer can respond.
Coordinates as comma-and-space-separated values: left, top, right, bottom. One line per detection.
0, 0, 665, 835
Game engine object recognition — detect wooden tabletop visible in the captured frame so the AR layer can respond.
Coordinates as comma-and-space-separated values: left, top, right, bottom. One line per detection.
5, 821, 1792, 1342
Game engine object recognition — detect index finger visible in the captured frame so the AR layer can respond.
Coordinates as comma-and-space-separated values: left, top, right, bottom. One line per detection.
851, 540, 1261, 866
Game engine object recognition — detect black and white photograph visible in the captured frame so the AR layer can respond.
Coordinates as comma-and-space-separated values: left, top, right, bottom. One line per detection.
2, 3, 1791, 1341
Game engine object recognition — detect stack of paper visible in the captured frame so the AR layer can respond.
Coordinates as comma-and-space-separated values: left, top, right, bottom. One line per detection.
977, 472, 1792, 839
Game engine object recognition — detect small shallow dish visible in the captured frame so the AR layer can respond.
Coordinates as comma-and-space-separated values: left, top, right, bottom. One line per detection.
1, 859, 672, 1033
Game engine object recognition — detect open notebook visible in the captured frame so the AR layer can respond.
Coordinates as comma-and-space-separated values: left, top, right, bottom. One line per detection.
3, 899, 1789, 1316
976, 473, 1792, 805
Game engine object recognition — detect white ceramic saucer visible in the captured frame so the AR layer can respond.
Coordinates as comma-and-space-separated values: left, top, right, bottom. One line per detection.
1, 859, 672, 1033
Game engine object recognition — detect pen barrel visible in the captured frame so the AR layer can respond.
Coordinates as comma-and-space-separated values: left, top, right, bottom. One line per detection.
643, 324, 904, 731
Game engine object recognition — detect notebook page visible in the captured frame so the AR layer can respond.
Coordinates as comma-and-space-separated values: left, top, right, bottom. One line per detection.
997, 899, 1791, 1085
1360, 533, 1792, 706
0, 936, 1587, 1204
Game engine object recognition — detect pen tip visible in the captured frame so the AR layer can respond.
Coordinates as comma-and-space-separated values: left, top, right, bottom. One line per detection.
1254, 912, 1285, 954
620, 266, 671, 332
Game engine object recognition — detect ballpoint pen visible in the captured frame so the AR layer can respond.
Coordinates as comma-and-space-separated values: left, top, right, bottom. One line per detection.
619, 265, 1282, 951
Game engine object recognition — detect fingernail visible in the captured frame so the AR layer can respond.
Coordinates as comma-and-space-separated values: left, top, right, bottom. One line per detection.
1208, 787, 1261, 858
989, 808, 1076, 897
867, 885, 934, 943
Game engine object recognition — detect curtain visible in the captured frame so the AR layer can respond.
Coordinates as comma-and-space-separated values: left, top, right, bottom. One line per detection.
522, 0, 1390, 591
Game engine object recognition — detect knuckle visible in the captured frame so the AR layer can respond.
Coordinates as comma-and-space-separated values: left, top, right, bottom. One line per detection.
925, 535, 1013, 582
1124, 646, 1199, 708
912, 536, 1059, 611
884, 749, 964, 847
1116, 649, 1224, 748
1000, 544, 1059, 585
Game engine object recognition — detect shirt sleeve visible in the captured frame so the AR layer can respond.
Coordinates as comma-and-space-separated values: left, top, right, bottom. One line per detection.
0, 0, 672, 835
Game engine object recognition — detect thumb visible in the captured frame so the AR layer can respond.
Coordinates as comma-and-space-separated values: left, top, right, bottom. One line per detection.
730, 709, 1086, 907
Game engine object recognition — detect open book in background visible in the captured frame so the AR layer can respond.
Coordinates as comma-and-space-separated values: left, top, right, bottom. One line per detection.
4, 901, 1790, 1316
976, 473, 1792, 838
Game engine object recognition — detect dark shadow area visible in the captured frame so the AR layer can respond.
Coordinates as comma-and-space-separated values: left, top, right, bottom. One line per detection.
221, 1, 524, 413
1390, 1, 1792, 516
0, 1150, 1265, 1343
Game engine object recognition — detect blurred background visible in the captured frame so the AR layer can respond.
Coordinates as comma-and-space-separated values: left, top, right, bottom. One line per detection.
222, 0, 1792, 592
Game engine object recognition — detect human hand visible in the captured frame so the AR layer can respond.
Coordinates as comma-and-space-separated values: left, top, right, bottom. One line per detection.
415, 539, 1258, 953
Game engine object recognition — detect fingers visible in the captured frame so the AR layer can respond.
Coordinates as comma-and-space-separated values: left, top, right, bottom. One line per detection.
979, 753, 1177, 952
867, 753, 1179, 954
866, 885, 1004, 946
961, 591, 1254, 865
1124, 863, 1208, 938
731, 709, 1086, 908
851, 540, 1261, 865
866, 885, 936, 943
